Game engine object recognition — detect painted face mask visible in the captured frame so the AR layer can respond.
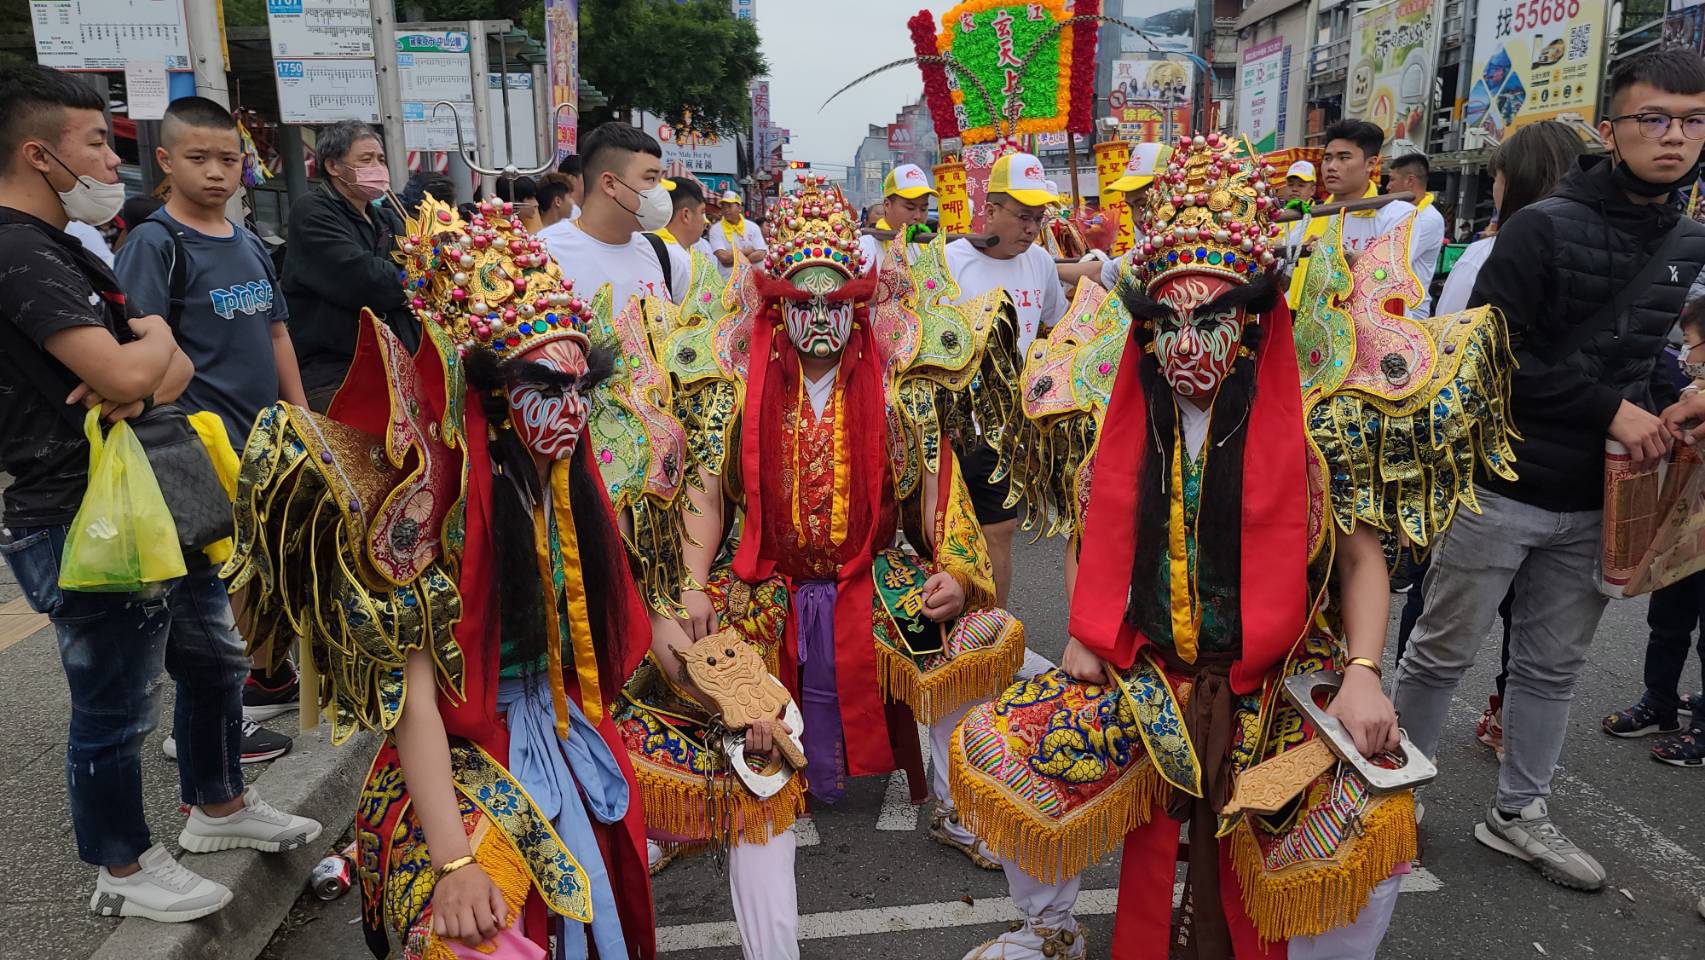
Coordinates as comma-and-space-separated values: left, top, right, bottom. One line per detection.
507, 337, 592, 460
784, 296, 855, 358
1149, 274, 1249, 398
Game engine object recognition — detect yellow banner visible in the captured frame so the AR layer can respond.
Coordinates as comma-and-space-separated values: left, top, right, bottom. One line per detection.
1093, 140, 1136, 257
935, 161, 972, 234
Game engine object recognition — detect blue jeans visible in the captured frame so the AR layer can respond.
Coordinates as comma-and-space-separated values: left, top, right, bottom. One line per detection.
0, 526, 246, 867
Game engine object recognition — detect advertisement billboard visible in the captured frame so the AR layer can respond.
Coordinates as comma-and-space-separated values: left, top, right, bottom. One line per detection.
1347, 0, 1440, 153
544, 0, 578, 157
1465, 0, 1606, 138
1239, 38, 1289, 152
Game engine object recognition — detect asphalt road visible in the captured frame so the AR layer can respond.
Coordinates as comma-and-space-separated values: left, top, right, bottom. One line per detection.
256, 536, 1705, 960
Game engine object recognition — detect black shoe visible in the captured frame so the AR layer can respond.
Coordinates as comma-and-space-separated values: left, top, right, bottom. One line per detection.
161, 718, 291, 765
243, 664, 300, 722
1602, 697, 1682, 738
239, 718, 291, 764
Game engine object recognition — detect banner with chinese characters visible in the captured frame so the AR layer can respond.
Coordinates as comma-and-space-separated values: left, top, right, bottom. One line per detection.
1466, 0, 1606, 139
1238, 38, 1289, 153
1093, 139, 1136, 255
935, 160, 972, 233
1347, 0, 1440, 153
544, 0, 578, 157
935, 0, 1097, 144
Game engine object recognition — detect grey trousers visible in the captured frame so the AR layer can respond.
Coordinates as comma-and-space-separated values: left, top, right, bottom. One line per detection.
1392, 486, 1608, 812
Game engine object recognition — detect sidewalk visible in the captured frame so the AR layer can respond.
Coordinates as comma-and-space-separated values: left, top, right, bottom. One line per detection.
0, 557, 373, 960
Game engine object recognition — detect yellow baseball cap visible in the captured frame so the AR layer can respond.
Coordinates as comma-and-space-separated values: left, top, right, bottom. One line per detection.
987, 152, 1054, 207
1110, 142, 1172, 193
719, 190, 743, 204
1286, 160, 1316, 182
883, 163, 936, 199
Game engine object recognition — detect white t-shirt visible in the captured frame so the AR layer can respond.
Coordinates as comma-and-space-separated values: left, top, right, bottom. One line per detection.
541, 220, 672, 309
707, 218, 766, 277
691, 236, 716, 261
67, 219, 114, 267
945, 238, 1068, 354
1433, 236, 1493, 317
1408, 202, 1448, 317
657, 234, 693, 305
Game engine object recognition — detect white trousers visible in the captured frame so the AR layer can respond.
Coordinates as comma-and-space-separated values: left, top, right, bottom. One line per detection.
1005, 861, 1082, 929
1286, 875, 1402, 960
728, 828, 800, 960
929, 701, 979, 845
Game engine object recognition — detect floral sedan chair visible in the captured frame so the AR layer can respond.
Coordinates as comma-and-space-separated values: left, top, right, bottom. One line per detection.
948, 134, 1518, 960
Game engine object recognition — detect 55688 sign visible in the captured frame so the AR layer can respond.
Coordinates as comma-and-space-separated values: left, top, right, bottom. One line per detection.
1497, 0, 1584, 38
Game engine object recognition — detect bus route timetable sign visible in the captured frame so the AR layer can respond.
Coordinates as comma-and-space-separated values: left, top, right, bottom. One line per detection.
30, 0, 191, 71
267, 0, 374, 58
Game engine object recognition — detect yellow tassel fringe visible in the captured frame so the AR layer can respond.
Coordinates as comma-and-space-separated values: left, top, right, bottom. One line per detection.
627, 755, 806, 847
874, 618, 1026, 725
1230, 791, 1419, 942
948, 732, 1168, 884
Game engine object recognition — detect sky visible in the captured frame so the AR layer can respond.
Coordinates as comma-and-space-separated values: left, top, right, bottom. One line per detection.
757, 0, 961, 178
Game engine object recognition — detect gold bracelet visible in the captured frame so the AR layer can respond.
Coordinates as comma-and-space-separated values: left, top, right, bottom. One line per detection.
436, 855, 477, 880
1345, 657, 1382, 678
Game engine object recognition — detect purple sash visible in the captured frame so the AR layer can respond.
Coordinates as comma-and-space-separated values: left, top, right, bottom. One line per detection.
794, 578, 848, 803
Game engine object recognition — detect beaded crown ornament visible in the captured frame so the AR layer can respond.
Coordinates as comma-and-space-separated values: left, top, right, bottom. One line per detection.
762, 174, 869, 285
395, 195, 593, 356
1131, 132, 1285, 292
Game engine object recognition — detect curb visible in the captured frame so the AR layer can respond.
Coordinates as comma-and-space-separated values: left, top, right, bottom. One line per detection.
88, 726, 378, 960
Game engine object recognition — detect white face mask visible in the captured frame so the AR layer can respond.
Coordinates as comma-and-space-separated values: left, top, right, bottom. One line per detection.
38, 147, 125, 225
1680, 344, 1705, 381
613, 175, 673, 232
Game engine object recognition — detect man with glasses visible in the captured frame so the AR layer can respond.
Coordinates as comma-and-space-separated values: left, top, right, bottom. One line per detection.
930, 152, 1066, 870
1394, 47, 1705, 893
944, 152, 1067, 610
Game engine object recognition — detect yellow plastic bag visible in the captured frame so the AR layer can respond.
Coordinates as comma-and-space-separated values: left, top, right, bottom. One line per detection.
186, 411, 239, 565
59, 408, 187, 592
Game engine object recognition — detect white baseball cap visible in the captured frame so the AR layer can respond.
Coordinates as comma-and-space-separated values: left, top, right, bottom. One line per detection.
1110, 142, 1172, 192
883, 163, 936, 199
1286, 160, 1317, 182
988, 152, 1054, 207
719, 190, 743, 204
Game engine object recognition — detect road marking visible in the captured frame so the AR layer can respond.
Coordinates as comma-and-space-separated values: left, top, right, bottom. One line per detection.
1554, 767, 1705, 880
656, 872, 1442, 952
0, 595, 47, 653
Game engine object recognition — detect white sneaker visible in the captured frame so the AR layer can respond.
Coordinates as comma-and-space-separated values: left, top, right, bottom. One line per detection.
1474, 798, 1606, 891
178, 787, 323, 854
91, 844, 233, 922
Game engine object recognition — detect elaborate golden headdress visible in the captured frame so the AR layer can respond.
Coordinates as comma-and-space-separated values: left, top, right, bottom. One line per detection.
1131, 133, 1284, 292
394, 196, 592, 356
762, 174, 869, 283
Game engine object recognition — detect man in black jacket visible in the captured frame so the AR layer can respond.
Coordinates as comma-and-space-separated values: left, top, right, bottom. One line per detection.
281, 119, 416, 411
1394, 48, 1705, 892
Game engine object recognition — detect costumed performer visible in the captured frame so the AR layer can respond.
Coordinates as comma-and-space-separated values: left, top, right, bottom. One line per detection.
615, 175, 1028, 958
948, 133, 1517, 959
228, 195, 657, 959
